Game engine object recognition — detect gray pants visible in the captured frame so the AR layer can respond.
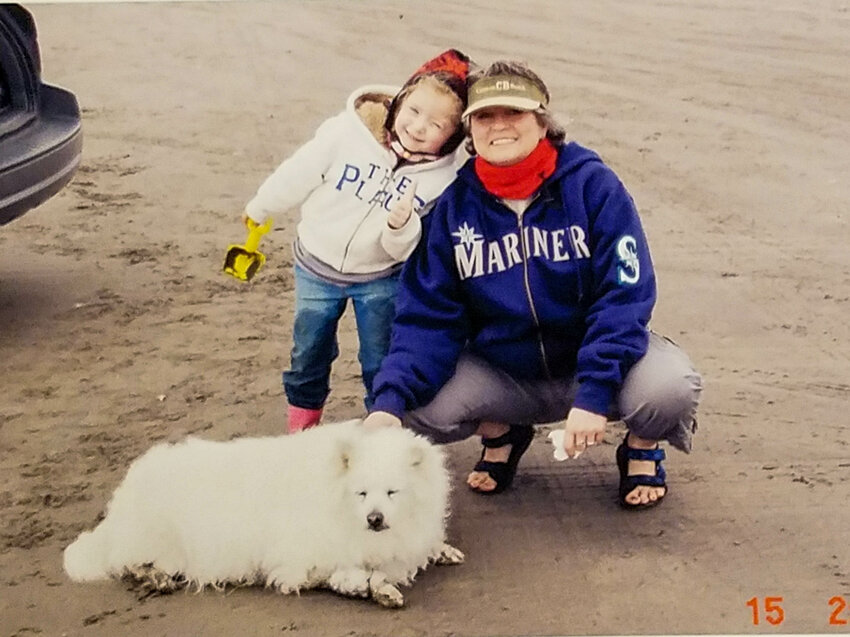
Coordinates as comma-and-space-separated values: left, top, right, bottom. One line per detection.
404, 332, 703, 452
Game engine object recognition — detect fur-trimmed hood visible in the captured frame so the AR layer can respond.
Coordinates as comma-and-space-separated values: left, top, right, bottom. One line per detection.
351, 86, 395, 146
345, 84, 398, 151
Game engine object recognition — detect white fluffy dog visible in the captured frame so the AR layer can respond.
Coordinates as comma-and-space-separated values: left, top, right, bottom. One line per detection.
63, 420, 463, 607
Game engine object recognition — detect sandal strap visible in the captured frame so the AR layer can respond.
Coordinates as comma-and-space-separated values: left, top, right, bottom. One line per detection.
481, 426, 530, 448
473, 459, 509, 474
623, 472, 666, 487
617, 438, 668, 509
623, 446, 666, 462
481, 431, 514, 448
472, 427, 535, 495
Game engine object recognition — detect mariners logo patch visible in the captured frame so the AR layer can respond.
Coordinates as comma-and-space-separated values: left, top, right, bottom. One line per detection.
616, 235, 640, 285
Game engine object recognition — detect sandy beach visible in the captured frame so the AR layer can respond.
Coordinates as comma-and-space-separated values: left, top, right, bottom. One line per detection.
1, 1, 849, 635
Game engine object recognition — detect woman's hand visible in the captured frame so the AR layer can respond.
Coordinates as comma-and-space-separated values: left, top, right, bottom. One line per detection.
563, 407, 607, 458
387, 184, 417, 230
361, 411, 402, 429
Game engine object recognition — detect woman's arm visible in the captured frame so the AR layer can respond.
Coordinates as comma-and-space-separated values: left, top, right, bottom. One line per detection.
370, 209, 470, 418
572, 166, 657, 416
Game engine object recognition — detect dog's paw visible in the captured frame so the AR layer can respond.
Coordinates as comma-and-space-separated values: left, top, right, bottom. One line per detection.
431, 542, 465, 566
368, 571, 404, 608
274, 582, 302, 595
121, 563, 187, 598
328, 568, 370, 598
266, 566, 310, 596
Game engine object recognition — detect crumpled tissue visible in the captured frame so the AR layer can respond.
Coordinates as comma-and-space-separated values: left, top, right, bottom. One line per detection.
547, 429, 578, 461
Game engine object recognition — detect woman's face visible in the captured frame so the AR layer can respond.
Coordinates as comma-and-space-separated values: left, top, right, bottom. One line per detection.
393, 82, 460, 155
469, 107, 547, 166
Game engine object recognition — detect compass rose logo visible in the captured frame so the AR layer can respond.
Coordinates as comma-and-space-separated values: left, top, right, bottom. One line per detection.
451, 222, 483, 247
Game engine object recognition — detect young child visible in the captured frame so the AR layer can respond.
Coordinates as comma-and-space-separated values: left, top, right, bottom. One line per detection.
242, 49, 473, 433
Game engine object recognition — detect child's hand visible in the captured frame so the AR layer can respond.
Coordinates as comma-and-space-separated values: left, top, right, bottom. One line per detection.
387, 184, 417, 230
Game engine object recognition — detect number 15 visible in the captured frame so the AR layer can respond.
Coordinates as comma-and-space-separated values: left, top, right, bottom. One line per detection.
746, 596, 785, 625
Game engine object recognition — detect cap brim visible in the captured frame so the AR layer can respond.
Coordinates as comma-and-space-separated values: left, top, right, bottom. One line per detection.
462, 96, 542, 118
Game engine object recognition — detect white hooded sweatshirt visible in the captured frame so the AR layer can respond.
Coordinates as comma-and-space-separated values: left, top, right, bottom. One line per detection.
245, 85, 465, 281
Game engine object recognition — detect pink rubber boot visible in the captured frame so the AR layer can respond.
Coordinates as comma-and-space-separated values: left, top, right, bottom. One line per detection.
287, 405, 323, 434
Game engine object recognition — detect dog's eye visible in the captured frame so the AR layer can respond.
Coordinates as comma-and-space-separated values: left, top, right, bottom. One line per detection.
387, 490, 398, 498
357, 491, 367, 500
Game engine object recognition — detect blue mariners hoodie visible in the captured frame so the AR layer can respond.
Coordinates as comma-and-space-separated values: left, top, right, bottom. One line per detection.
371, 142, 657, 418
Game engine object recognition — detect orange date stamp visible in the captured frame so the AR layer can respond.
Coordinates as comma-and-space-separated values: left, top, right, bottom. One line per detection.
746, 596, 848, 626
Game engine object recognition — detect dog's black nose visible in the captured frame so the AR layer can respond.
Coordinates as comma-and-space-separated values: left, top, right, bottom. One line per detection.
367, 511, 385, 531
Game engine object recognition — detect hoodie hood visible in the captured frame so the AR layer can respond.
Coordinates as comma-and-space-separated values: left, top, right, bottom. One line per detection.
347, 84, 397, 147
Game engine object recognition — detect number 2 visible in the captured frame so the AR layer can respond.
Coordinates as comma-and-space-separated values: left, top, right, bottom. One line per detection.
829, 596, 848, 626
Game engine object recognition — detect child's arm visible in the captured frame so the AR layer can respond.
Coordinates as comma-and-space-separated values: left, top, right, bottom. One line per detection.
244, 114, 343, 224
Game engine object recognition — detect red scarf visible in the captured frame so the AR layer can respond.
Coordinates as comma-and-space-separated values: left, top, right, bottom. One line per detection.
474, 139, 558, 198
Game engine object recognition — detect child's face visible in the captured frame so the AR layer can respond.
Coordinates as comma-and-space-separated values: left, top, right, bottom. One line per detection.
393, 82, 460, 155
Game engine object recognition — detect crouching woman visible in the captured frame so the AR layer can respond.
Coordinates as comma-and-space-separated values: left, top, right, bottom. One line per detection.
363, 59, 702, 508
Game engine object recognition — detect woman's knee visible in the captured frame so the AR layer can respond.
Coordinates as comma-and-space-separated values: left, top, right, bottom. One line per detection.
403, 410, 478, 444
618, 338, 702, 440
643, 368, 702, 422
400, 354, 515, 444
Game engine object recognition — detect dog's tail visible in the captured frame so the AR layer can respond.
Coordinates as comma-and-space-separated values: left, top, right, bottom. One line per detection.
63, 527, 110, 581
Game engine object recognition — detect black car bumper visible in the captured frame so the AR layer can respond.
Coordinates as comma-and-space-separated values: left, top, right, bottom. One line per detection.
0, 83, 82, 226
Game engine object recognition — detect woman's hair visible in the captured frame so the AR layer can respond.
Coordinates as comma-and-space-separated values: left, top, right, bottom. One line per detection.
463, 60, 567, 154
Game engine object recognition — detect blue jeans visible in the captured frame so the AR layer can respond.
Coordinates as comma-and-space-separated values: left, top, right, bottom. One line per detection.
283, 265, 398, 411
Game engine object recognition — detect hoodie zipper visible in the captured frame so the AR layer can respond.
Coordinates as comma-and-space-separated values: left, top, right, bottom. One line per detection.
340, 169, 394, 271
339, 151, 436, 271
515, 201, 552, 380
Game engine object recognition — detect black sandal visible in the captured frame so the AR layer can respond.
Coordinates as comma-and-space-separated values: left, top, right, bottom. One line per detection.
470, 426, 534, 495
616, 434, 667, 509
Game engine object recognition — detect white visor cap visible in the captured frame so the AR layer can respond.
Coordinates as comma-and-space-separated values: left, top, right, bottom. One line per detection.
462, 74, 548, 118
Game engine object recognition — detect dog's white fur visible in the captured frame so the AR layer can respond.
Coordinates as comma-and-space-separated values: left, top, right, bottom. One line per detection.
63, 420, 463, 607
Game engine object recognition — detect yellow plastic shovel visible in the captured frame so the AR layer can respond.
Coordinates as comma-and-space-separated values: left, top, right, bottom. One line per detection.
223, 218, 272, 282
